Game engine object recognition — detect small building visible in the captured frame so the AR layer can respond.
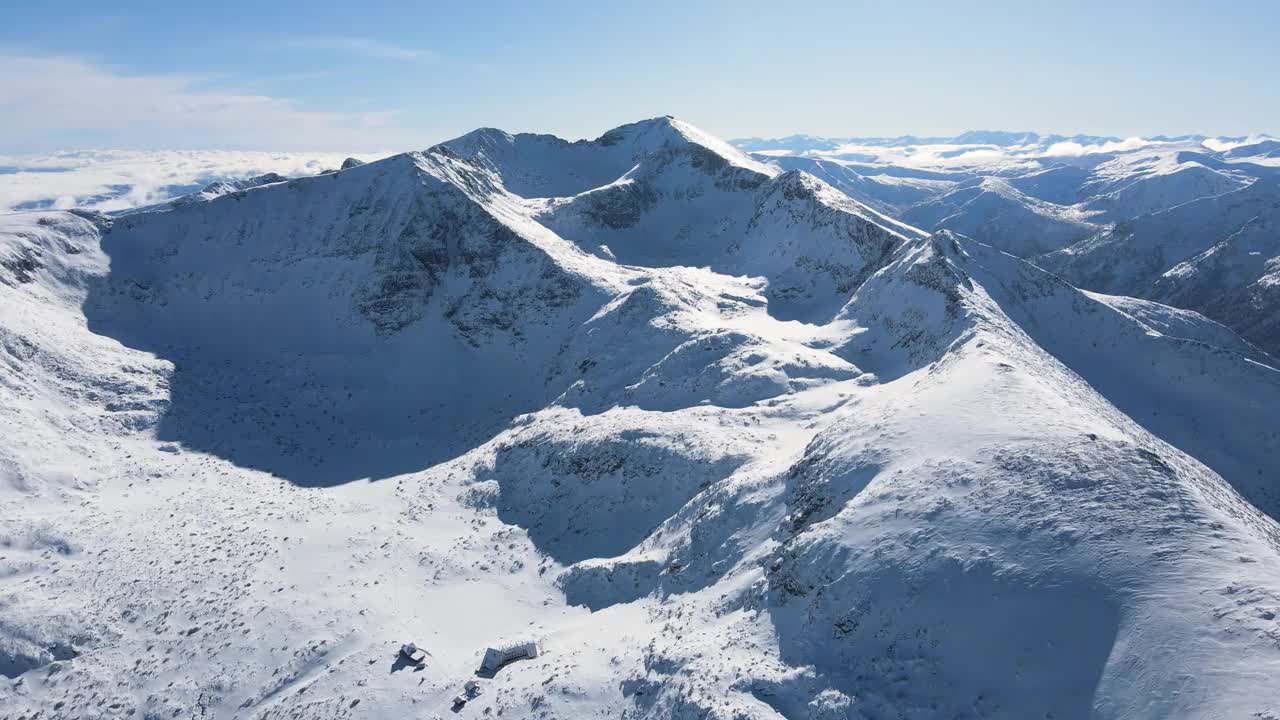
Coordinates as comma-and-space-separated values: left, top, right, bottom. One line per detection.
399, 642, 428, 665
479, 640, 539, 674
451, 680, 483, 708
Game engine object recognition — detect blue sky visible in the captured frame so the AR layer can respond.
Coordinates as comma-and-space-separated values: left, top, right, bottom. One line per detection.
1, 0, 1276, 151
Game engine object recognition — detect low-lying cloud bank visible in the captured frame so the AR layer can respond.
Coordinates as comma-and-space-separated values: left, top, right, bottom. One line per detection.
0, 150, 387, 212
1042, 137, 1150, 157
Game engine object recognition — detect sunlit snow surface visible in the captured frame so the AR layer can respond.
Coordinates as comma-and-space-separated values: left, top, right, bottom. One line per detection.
3, 119, 1280, 718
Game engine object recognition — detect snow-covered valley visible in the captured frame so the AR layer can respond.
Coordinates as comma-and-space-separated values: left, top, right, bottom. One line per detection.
3, 117, 1280, 719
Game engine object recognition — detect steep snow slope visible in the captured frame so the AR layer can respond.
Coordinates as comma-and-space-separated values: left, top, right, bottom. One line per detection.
1004, 163, 1093, 205
85, 151, 625, 486
757, 156, 953, 215
1078, 154, 1252, 221
4, 118, 1280, 720
901, 177, 1094, 255
893, 234, 1280, 517
1045, 178, 1280, 355
441, 117, 923, 322
1150, 217, 1280, 356
1226, 140, 1280, 160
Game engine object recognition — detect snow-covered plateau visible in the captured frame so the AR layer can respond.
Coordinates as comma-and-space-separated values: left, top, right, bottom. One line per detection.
2, 117, 1279, 719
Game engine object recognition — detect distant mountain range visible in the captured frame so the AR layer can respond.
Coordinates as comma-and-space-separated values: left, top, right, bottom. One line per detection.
732, 129, 1261, 151
731, 130, 1280, 357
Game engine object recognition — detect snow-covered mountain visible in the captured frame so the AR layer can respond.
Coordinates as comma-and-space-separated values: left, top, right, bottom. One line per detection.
3, 117, 1280, 719
1040, 173, 1280, 354
738, 132, 1280, 355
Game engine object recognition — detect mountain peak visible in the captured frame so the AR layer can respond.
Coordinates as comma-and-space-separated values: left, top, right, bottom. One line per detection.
596, 116, 778, 176
435, 126, 517, 156
426, 117, 778, 199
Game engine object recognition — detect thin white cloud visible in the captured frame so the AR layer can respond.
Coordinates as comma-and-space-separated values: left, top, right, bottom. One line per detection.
0, 50, 423, 152
0, 149, 391, 212
1042, 137, 1149, 157
1201, 135, 1271, 152
1042, 141, 1087, 157
283, 36, 434, 61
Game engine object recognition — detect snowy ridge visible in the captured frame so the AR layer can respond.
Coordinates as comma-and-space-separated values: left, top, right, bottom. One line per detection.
739, 131, 1280, 357
3, 118, 1280, 719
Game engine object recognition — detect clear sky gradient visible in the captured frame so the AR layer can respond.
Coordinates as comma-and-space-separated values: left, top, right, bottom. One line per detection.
2, 0, 1276, 151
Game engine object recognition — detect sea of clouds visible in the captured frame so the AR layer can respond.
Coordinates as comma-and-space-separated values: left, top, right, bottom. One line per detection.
0, 149, 389, 213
